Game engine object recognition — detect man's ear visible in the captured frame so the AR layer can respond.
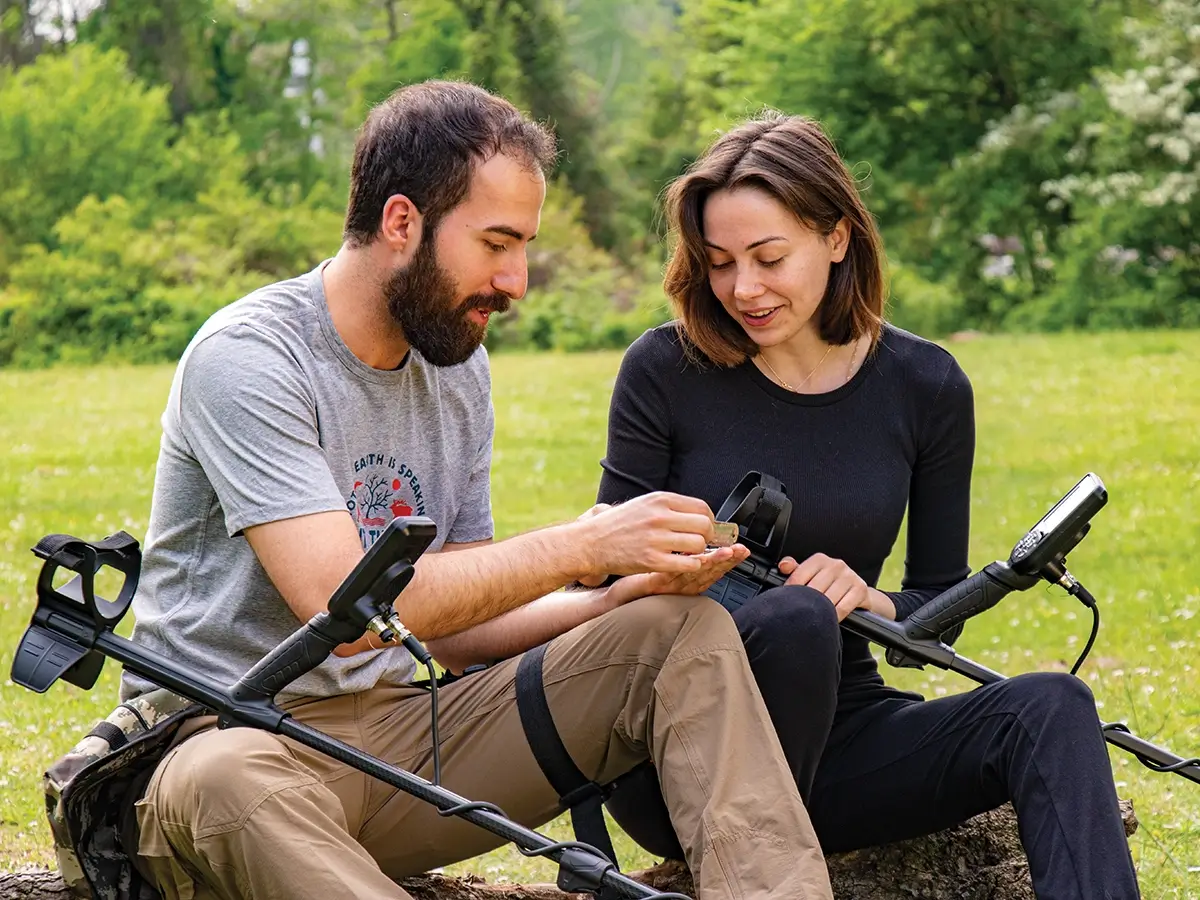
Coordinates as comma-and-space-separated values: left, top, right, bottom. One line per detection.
829, 217, 851, 264
379, 195, 425, 257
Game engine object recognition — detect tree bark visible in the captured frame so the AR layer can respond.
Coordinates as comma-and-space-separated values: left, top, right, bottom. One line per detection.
0, 801, 1137, 900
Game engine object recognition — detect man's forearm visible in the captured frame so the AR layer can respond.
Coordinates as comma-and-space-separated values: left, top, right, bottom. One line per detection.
394, 522, 593, 641
425, 587, 616, 673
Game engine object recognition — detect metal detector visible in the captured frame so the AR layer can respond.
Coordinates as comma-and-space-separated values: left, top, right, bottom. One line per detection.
11, 517, 690, 900
705, 472, 1200, 786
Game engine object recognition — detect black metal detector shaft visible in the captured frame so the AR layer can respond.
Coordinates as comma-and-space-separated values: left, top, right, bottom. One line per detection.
12, 519, 689, 900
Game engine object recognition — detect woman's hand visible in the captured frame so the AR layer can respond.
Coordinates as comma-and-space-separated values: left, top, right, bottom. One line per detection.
605, 544, 751, 607
778, 553, 895, 621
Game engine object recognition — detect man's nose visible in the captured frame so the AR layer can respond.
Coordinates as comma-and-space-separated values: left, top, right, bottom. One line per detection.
493, 253, 528, 301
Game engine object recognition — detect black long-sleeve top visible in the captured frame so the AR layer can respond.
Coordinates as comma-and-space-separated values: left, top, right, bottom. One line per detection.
597, 322, 976, 711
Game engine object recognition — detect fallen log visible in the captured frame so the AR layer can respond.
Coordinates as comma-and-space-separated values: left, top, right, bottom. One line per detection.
0, 801, 1136, 900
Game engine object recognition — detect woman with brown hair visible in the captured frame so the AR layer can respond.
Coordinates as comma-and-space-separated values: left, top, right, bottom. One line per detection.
597, 111, 1140, 899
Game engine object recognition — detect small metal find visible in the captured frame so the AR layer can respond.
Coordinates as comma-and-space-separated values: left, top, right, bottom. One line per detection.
709, 521, 740, 548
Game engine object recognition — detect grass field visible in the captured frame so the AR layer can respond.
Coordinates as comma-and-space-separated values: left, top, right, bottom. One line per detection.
1, 331, 1198, 896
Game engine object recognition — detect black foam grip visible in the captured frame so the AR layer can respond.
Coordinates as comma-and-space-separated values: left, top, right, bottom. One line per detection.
230, 617, 344, 702
904, 569, 1011, 641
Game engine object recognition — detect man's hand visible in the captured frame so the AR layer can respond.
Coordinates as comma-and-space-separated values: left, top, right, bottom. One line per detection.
605, 544, 751, 607
574, 503, 612, 588
246, 492, 722, 659
778, 553, 896, 621
570, 492, 719, 579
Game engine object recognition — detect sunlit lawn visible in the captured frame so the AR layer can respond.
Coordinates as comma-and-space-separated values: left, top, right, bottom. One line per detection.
1, 331, 1198, 896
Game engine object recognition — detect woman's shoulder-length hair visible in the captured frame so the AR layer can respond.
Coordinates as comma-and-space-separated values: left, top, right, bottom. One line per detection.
662, 110, 886, 367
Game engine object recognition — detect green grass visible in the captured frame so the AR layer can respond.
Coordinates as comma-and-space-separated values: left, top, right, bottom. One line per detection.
2, 332, 1199, 896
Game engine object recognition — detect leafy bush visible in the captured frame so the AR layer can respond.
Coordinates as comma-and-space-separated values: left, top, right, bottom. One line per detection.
0, 46, 177, 273
886, 262, 969, 338
0, 186, 342, 367
938, 0, 1200, 331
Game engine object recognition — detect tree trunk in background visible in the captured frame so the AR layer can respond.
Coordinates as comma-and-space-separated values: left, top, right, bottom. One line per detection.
0, 0, 46, 68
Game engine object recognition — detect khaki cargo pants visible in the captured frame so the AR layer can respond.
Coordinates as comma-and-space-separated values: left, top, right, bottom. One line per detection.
134, 594, 833, 900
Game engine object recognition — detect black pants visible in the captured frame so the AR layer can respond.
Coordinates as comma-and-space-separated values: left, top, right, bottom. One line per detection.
605, 585, 1141, 900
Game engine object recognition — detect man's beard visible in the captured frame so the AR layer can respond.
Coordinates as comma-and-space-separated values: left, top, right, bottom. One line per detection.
384, 238, 511, 367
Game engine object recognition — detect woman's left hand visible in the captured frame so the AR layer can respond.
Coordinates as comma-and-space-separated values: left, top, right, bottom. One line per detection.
778, 553, 894, 621
606, 544, 751, 607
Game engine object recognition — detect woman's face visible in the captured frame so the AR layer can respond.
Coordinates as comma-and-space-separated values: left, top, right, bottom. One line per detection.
702, 185, 848, 349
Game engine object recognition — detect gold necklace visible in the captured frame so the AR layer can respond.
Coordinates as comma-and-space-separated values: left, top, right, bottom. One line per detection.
759, 344, 834, 392
845, 336, 860, 382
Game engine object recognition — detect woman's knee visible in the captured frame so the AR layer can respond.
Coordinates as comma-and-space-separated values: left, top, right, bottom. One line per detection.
734, 585, 841, 657
1004, 672, 1101, 732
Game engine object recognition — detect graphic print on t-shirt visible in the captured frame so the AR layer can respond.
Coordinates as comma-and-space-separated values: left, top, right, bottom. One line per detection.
346, 452, 427, 548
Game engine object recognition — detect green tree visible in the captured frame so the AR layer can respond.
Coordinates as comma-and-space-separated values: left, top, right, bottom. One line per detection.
451, 0, 622, 249
0, 45, 177, 272
79, 0, 385, 197
735, 0, 1129, 254
0, 173, 343, 367
77, 0, 217, 119
348, 0, 471, 114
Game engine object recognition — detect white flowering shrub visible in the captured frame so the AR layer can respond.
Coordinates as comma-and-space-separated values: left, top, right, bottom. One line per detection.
937, 0, 1199, 329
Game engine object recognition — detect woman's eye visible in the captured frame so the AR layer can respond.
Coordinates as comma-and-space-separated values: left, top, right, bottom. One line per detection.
709, 260, 733, 271
760, 257, 784, 268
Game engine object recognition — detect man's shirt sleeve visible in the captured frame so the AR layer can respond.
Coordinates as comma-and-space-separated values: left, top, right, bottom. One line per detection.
175, 323, 347, 538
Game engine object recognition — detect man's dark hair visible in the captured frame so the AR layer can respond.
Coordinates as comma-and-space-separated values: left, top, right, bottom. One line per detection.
344, 81, 557, 247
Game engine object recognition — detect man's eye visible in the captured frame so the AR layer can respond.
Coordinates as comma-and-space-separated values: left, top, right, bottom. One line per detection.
485, 241, 506, 253
760, 257, 784, 268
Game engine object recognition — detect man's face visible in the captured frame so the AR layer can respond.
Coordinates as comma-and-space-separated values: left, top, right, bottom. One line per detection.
385, 152, 545, 366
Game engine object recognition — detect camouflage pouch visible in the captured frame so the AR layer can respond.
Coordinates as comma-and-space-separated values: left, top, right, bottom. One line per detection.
44, 688, 207, 900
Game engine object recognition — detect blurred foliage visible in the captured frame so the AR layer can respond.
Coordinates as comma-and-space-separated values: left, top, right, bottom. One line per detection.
936, 0, 1200, 330
486, 183, 672, 351
0, 0, 1195, 365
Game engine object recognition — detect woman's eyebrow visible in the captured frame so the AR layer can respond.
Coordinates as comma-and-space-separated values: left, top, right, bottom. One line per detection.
704, 235, 788, 252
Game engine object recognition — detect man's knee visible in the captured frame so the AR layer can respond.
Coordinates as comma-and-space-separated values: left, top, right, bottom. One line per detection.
151, 727, 312, 830
604, 593, 742, 655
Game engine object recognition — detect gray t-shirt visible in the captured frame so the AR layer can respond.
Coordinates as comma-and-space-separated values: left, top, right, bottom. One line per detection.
121, 263, 495, 702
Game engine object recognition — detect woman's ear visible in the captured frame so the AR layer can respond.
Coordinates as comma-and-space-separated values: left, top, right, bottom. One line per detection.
829, 218, 851, 264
